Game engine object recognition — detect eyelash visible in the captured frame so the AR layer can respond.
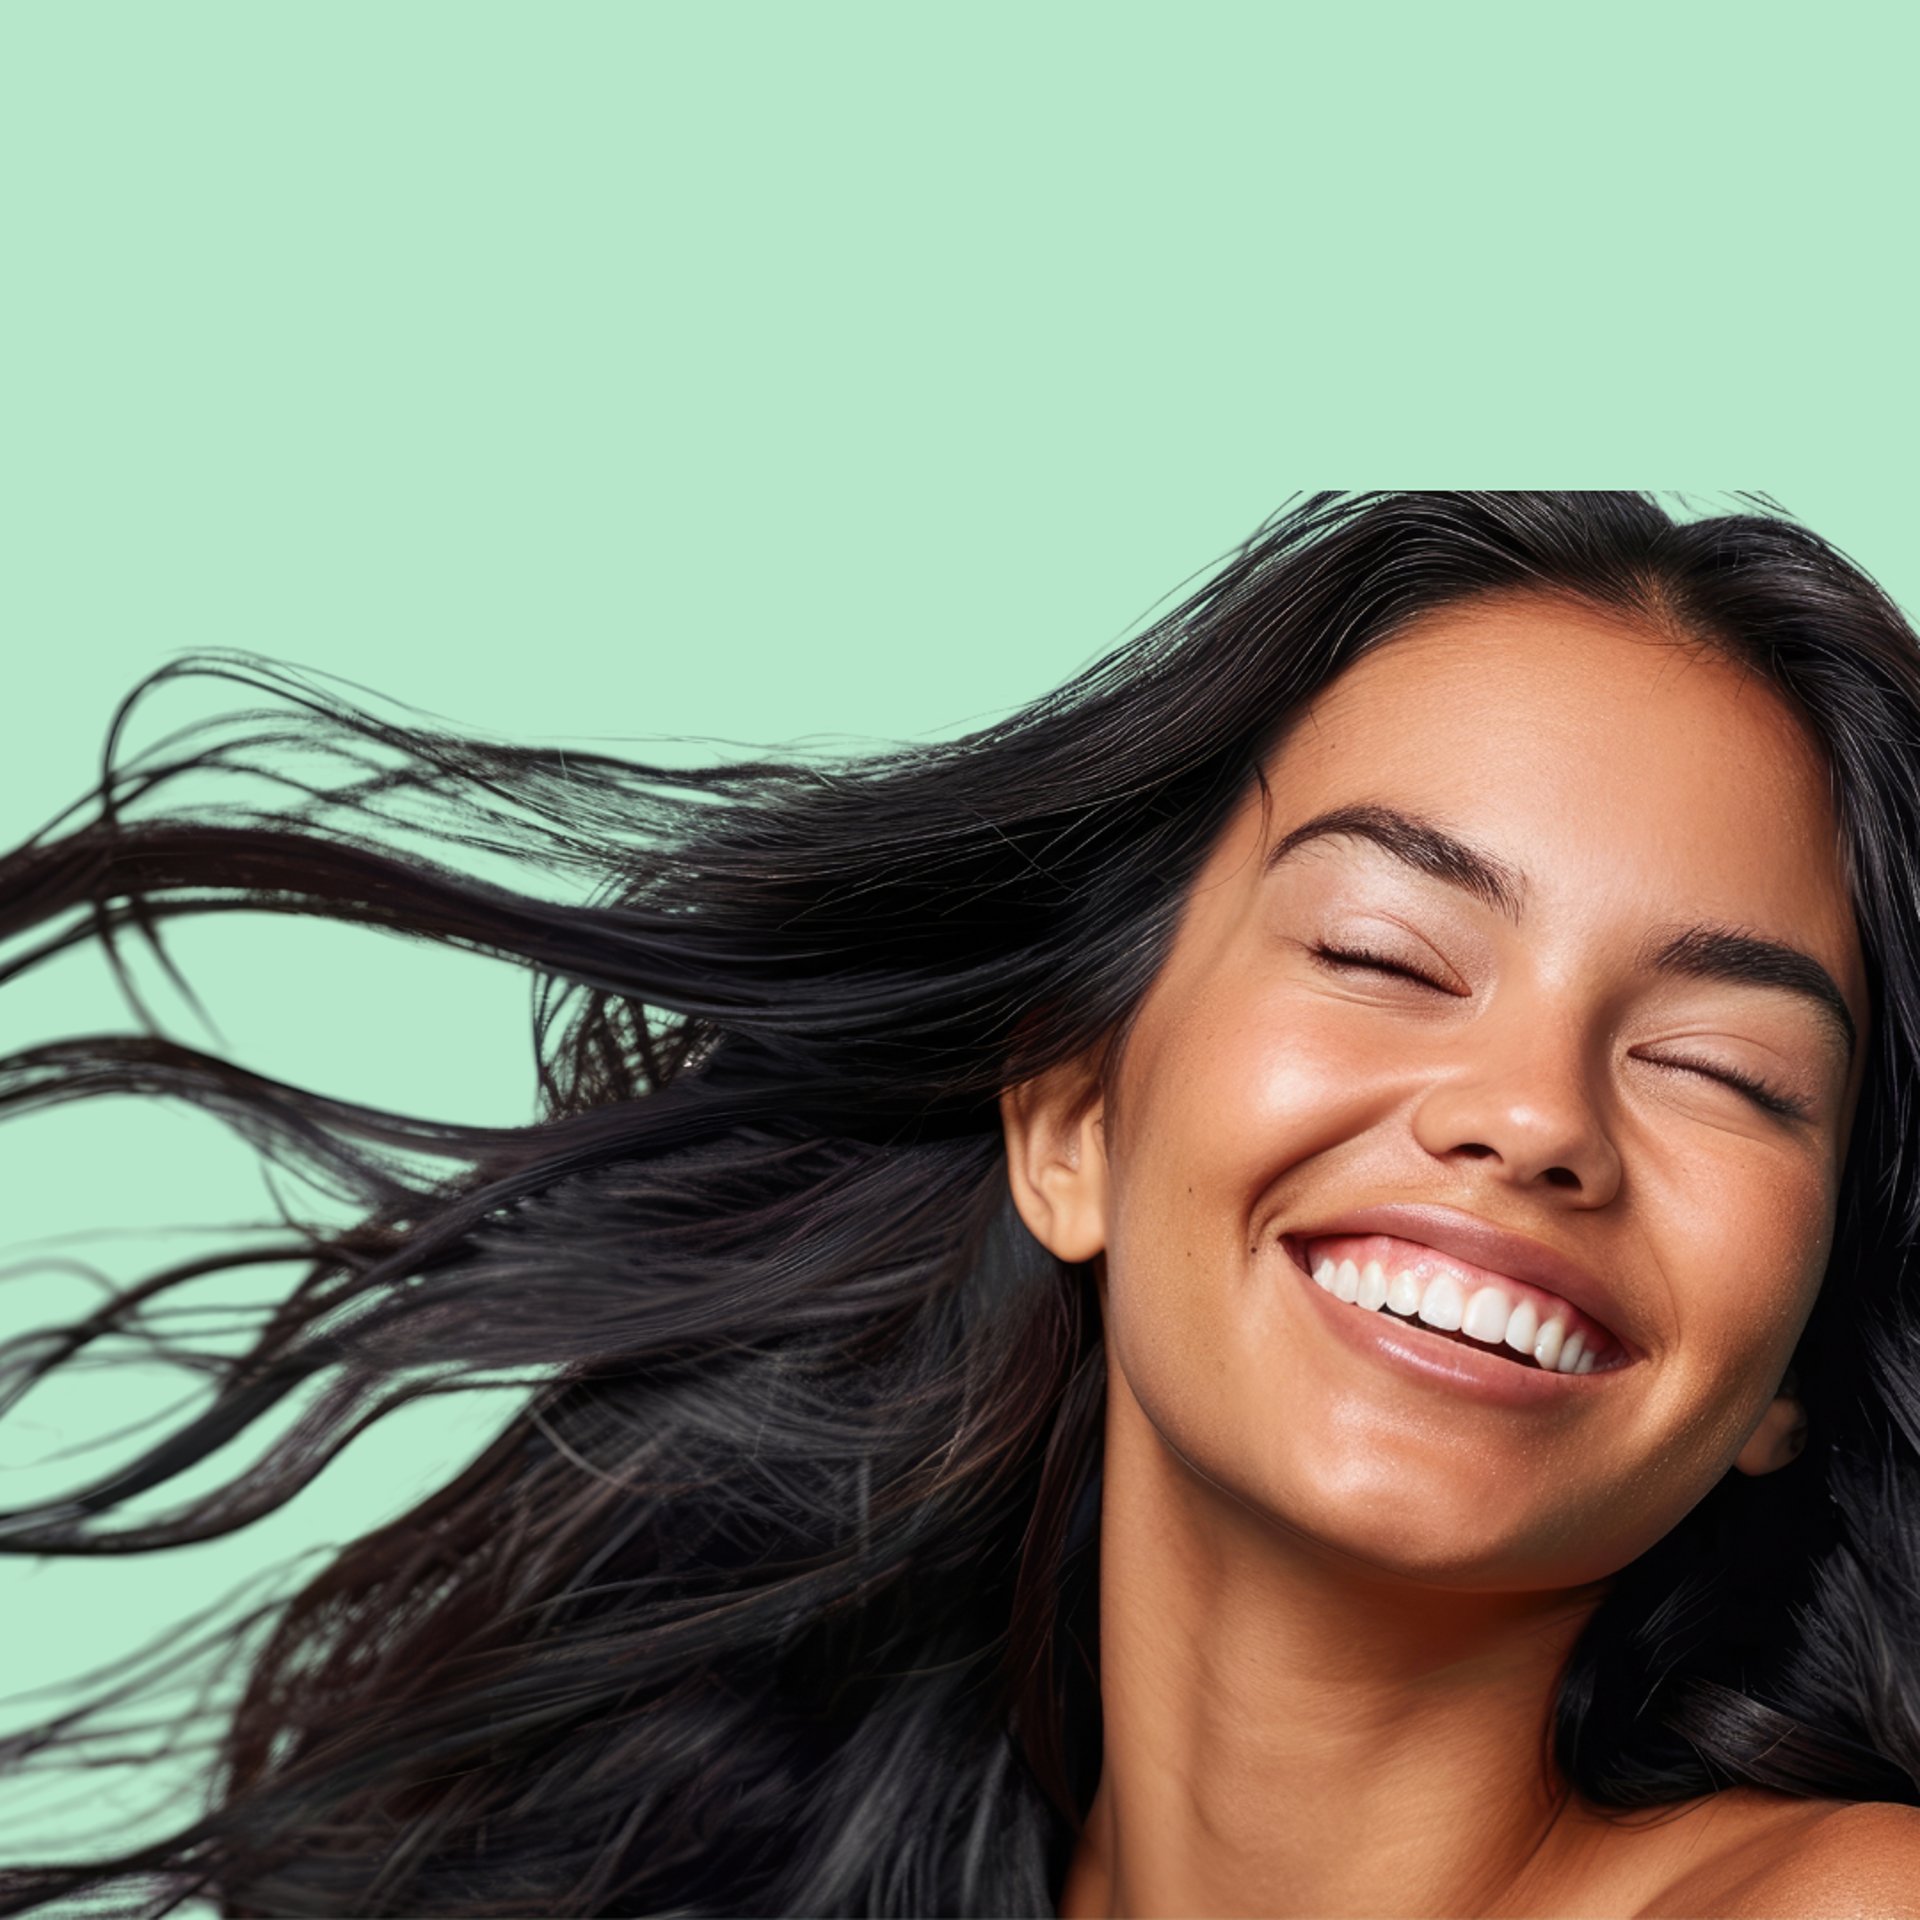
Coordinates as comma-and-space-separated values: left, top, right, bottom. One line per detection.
1311, 942, 1449, 991
1661, 1059, 1810, 1122
1308, 944, 1811, 1121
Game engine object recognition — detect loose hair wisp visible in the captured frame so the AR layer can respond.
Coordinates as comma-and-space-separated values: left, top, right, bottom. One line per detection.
3, 493, 1920, 1916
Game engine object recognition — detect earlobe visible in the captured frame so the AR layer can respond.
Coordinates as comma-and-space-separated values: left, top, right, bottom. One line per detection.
1732, 1373, 1810, 1477
998, 1064, 1110, 1264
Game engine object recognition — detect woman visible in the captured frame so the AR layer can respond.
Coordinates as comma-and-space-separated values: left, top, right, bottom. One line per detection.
1, 491, 1918, 1916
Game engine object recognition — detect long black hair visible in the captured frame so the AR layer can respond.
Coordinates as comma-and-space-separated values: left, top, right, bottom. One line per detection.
3, 492, 1920, 1917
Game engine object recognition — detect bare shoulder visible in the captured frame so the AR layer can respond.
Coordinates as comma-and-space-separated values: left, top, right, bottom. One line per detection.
1677, 1798, 1920, 1918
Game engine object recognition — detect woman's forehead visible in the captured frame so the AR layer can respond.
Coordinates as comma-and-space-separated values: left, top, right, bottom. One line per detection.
1288, 594, 1820, 776
1272, 599, 1837, 866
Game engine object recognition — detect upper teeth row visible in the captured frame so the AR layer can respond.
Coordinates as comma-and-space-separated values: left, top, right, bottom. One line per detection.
1311, 1256, 1599, 1374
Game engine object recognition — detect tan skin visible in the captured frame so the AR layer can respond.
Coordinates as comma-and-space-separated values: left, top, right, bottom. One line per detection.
1001, 592, 1920, 1917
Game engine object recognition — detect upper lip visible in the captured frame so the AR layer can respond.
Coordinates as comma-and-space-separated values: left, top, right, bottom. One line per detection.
1284, 1202, 1640, 1358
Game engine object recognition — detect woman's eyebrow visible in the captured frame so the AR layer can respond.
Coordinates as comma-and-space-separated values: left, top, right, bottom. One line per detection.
1641, 923, 1856, 1064
1264, 802, 1856, 1064
1264, 804, 1526, 919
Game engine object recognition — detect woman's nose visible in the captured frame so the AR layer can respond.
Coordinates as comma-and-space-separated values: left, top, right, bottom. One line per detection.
1407, 1019, 1622, 1203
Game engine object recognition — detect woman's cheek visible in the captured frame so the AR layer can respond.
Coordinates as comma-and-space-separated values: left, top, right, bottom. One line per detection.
1703, 1159, 1835, 1388
1110, 996, 1385, 1285
1635, 1122, 1834, 1349
1230, 995, 1415, 1150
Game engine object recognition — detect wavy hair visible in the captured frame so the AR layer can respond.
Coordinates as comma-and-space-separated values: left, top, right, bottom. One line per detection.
3, 492, 1920, 1917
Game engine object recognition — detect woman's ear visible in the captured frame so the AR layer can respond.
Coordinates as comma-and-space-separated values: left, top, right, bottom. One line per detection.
998, 1056, 1109, 1265
1732, 1364, 1810, 1477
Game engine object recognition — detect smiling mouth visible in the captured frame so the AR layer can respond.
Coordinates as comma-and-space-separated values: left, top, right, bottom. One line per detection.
1282, 1234, 1629, 1376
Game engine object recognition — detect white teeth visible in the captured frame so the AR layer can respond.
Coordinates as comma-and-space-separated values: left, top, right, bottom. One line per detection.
1503, 1297, 1539, 1356
1463, 1286, 1511, 1343
1415, 1272, 1465, 1332
1305, 1245, 1612, 1376
1533, 1317, 1565, 1371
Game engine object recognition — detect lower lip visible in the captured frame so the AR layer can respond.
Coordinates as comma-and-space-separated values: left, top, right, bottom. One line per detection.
1285, 1245, 1630, 1406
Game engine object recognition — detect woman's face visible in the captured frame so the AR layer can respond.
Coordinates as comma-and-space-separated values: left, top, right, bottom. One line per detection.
1016, 591, 1870, 1589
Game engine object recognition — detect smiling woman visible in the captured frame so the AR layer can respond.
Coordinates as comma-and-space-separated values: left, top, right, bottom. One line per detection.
3, 494, 1920, 1917
1006, 588, 1900, 1915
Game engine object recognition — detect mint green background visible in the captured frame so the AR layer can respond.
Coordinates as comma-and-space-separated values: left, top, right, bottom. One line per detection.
2, 0, 1917, 1877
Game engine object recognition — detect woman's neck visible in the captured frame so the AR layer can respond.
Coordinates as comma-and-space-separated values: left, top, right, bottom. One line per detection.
1063, 1376, 1613, 1919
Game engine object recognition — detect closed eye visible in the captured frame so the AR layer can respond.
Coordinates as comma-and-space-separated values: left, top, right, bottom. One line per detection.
1310, 943, 1453, 993
1642, 1054, 1812, 1122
